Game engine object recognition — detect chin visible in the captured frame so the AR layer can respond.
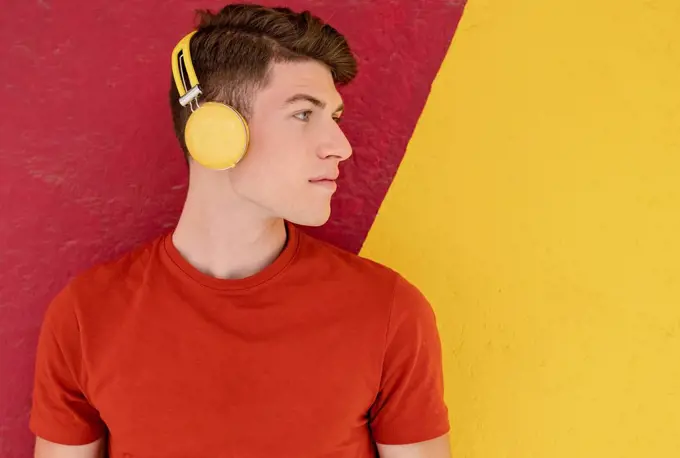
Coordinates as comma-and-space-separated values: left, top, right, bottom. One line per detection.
286, 208, 332, 227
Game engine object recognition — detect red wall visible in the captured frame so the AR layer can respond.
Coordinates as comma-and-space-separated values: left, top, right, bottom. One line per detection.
0, 1, 464, 455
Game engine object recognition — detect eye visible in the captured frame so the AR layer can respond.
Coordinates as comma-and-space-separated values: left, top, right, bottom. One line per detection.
333, 115, 343, 124
294, 110, 312, 121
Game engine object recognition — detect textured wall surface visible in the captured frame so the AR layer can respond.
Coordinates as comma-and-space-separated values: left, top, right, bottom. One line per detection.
0, 1, 464, 456
9, 0, 678, 457
361, 0, 680, 456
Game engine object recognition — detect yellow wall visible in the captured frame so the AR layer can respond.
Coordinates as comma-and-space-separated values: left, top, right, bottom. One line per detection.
360, 0, 680, 456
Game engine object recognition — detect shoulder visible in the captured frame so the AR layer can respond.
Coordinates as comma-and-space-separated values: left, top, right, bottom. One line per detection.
297, 228, 400, 287
44, 233, 165, 324
296, 228, 429, 311
73, 234, 162, 294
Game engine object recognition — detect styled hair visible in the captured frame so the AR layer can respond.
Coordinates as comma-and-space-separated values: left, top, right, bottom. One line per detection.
169, 3, 358, 161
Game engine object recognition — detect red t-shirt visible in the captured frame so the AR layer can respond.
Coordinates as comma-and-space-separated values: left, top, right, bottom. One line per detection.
30, 221, 449, 457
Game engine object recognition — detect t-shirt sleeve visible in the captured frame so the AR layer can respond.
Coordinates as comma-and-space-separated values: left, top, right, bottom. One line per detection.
368, 273, 450, 445
29, 282, 106, 445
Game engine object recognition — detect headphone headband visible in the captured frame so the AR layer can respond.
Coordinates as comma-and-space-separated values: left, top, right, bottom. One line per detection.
171, 31, 201, 105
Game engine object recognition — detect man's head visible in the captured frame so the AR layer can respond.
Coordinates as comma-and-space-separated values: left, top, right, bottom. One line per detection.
169, 4, 357, 227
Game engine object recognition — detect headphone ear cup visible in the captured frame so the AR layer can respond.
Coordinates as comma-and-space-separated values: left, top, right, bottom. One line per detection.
184, 102, 250, 170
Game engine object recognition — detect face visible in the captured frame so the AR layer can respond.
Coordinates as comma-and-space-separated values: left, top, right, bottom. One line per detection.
228, 60, 353, 227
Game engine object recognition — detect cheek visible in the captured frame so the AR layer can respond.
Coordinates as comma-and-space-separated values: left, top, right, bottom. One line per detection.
232, 138, 304, 197
248, 121, 308, 173
231, 114, 318, 200
248, 117, 297, 160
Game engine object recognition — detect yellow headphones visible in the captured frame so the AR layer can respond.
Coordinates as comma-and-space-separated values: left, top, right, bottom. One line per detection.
171, 31, 250, 170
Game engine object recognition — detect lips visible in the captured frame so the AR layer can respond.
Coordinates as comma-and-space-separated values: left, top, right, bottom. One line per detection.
309, 174, 339, 183
309, 174, 339, 191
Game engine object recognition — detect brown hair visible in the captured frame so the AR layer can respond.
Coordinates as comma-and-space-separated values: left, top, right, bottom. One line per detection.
169, 3, 358, 162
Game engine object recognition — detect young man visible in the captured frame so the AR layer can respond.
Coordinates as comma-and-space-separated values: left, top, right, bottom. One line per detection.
30, 4, 451, 457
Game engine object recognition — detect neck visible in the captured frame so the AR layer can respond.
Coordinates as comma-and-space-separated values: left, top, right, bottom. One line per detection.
171, 173, 288, 280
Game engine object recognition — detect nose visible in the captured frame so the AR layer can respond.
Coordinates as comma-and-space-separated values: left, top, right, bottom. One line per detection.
318, 121, 353, 161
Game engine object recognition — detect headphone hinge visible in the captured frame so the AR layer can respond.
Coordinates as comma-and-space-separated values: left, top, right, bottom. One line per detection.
179, 85, 202, 107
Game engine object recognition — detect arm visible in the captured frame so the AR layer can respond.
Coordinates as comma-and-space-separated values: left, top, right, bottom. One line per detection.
35, 437, 105, 458
377, 433, 452, 458
369, 274, 451, 453
30, 283, 107, 455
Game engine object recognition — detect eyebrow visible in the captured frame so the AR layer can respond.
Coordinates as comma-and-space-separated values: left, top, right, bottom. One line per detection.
283, 93, 344, 113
